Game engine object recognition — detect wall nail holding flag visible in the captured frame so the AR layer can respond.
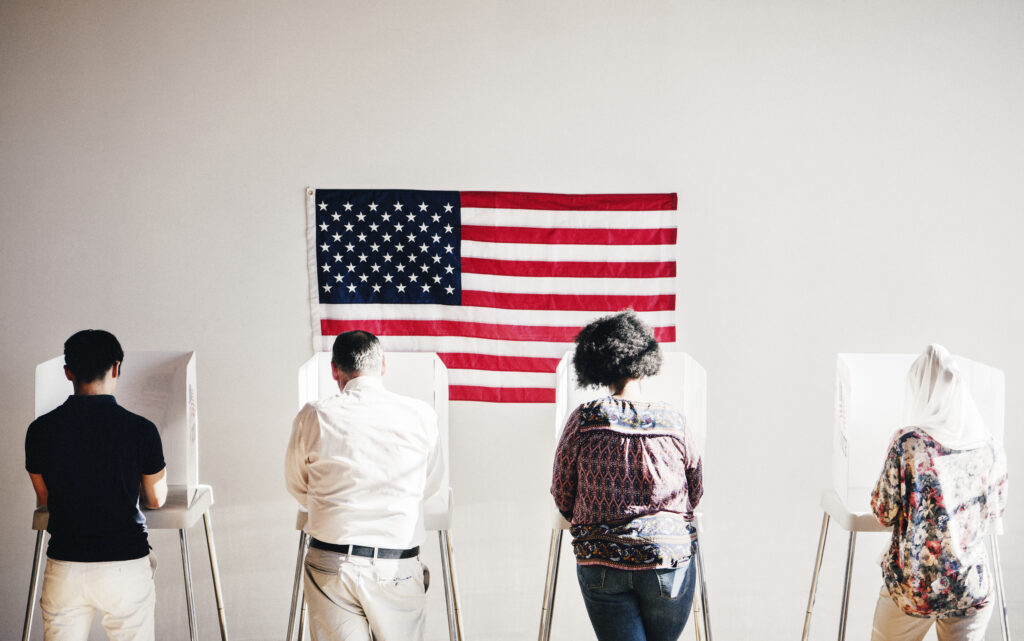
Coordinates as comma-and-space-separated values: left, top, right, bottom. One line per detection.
307, 188, 678, 403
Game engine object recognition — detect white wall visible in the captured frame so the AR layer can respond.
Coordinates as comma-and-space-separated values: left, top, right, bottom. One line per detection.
2, 2, 1022, 640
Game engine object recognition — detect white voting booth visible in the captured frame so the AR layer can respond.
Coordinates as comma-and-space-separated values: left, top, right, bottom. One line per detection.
286, 352, 464, 641
801, 353, 1010, 641
24, 352, 228, 641
539, 350, 713, 641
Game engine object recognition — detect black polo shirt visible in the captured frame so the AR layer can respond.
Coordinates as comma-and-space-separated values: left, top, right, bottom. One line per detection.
25, 394, 165, 562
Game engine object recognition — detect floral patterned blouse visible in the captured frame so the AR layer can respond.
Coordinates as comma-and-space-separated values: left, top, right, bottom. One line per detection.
551, 397, 703, 570
871, 428, 1007, 617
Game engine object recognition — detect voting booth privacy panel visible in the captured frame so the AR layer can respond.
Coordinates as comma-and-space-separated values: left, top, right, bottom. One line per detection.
832, 353, 1006, 511
35, 351, 200, 504
297, 351, 451, 529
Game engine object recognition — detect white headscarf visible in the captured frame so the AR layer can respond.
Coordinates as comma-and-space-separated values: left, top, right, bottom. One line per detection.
902, 344, 990, 450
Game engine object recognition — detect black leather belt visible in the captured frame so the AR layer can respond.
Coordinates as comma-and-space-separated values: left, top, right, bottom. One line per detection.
310, 538, 419, 559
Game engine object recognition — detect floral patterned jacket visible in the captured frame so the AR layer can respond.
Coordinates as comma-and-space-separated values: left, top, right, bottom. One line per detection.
871, 428, 1007, 617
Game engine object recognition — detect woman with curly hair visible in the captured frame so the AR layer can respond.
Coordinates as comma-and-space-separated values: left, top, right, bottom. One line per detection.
550, 310, 703, 641
870, 344, 1007, 641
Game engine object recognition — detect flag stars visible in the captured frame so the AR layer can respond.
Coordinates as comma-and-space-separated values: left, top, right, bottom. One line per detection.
383, 253, 393, 263
444, 265, 454, 274
356, 213, 366, 222
318, 201, 328, 211
359, 274, 369, 283
346, 264, 356, 272
419, 264, 430, 273
406, 212, 416, 222
347, 284, 357, 293
368, 223, 379, 232
394, 222, 404, 232
432, 254, 441, 264
334, 274, 344, 283
383, 273, 393, 283
444, 203, 453, 213
370, 263, 381, 273
345, 243, 355, 252
432, 275, 441, 284
331, 212, 341, 222
320, 243, 330, 252
357, 233, 367, 242
396, 284, 406, 293
444, 244, 454, 254
380, 212, 390, 221
395, 243, 405, 252
369, 202, 379, 212
372, 283, 382, 293
431, 234, 441, 243
394, 202, 403, 211
407, 233, 417, 243
319, 222, 329, 232
332, 233, 342, 242
321, 264, 331, 273
344, 223, 354, 232
321, 283, 333, 294
443, 224, 453, 234
358, 253, 368, 262
396, 264, 406, 273
419, 202, 429, 212
445, 285, 454, 294
343, 202, 354, 211
333, 253, 343, 262
419, 243, 429, 253
370, 243, 380, 252
382, 233, 392, 242
418, 223, 428, 232
409, 274, 418, 282
431, 213, 441, 223
421, 284, 431, 293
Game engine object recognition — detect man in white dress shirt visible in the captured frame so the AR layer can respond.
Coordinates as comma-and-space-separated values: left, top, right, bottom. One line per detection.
286, 330, 443, 641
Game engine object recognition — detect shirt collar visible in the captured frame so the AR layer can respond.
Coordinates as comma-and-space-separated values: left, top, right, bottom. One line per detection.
342, 375, 385, 393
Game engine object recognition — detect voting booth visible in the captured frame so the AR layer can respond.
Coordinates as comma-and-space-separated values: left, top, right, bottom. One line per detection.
35, 351, 200, 504
24, 351, 228, 641
801, 352, 1009, 641
287, 352, 463, 641
540, 350, 713, 641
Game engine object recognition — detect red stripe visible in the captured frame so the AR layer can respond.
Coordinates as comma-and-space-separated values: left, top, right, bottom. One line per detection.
461, 226, 675, 245
460, 192, 677, 211
449, 385, 556, 403
461, 258, 675, 278
322, 320, 675, 343
439, 353, 561, 373
322, 319, 582, 342
460, 291, 675, 312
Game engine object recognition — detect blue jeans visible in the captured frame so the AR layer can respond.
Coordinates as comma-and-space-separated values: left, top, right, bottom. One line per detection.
576, 560, 696, 641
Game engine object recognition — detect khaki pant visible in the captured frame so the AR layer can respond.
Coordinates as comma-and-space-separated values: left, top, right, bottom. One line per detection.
871, 587, 993, 641
40, 555, 156, 641
303, 547, 427, 641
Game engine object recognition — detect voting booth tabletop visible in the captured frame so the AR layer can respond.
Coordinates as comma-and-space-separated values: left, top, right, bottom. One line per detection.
800, 489, 1011, 641
22, 485, 229, 641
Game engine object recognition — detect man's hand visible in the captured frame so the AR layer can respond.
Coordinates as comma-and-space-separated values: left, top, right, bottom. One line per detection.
141, 468, 168, 509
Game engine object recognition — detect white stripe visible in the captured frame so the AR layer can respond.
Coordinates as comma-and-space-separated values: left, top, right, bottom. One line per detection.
461, 273, 675, 296
462, 207, 677, 230
320, 335, 573, 358
461, 240, 676, 262
318, 305, 676, 327
447, 369, 555, 388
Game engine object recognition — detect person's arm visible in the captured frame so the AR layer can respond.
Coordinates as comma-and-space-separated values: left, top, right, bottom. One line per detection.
550, 408, 582, 521
28, 473, 48, 507
989, 444, 1008, 520
285, 406, 312, 505
141, 468, 167, 509
684, 427, 704, 511
422, 408, 445, 505
871, 438, 903, 527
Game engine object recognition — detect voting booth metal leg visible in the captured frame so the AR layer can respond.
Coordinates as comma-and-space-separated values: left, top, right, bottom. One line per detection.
693, 535, 712, 641
203, 511, 230, 641
180, 528, 199, 641
836, 532, 857, 641
800, 513, 831, 641
538, 528, 564, 641
21, 530, 46, 641
438, 529, 465, 641
287, 531, 310, 641
990, 533, 1011, 641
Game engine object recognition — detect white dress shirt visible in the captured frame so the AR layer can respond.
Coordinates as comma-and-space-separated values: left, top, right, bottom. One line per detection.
285, 375, 443, 548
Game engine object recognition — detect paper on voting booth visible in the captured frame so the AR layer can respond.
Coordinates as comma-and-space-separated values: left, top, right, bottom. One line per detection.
35, 351, 199, 505
297, 352, 451, 530
833, 353, 1005, 513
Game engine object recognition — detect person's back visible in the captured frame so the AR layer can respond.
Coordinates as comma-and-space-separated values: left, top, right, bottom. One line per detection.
25, 329, 167, 641
286, 330, 442, 641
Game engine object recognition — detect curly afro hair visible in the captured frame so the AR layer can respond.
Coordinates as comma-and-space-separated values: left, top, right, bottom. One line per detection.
572, 310, 662, 389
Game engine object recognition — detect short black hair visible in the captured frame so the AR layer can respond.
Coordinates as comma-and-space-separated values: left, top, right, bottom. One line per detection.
331, 330, 383, 374
572, 310, 662, 389
64, 329, 124, 383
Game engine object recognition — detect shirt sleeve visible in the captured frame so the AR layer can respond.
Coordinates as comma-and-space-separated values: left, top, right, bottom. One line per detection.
25, 419, 45, 474
988, 444, 1008, 520
285, 405, 314, 506
871, 437, 903, 527
550, 407, 582, 521
683, 423, 704, 510
139, 419, 166, 475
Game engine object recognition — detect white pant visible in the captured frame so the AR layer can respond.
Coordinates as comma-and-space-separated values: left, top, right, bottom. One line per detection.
40, 555, 156, 641
303, 547, 427, 641
871, 587, 993, 641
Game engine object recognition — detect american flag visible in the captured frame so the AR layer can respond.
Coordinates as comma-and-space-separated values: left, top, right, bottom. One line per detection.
307, 188, 677, 403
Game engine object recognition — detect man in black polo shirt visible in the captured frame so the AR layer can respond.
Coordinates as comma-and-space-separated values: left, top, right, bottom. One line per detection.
26, 330, 167, 641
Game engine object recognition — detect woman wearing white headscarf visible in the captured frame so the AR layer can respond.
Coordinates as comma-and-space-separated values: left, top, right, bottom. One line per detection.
870, 344, 1007, 641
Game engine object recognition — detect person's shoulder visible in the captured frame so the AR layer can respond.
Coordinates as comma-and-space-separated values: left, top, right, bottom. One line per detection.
383, 389, 436, 417
113, 403, 160, 434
